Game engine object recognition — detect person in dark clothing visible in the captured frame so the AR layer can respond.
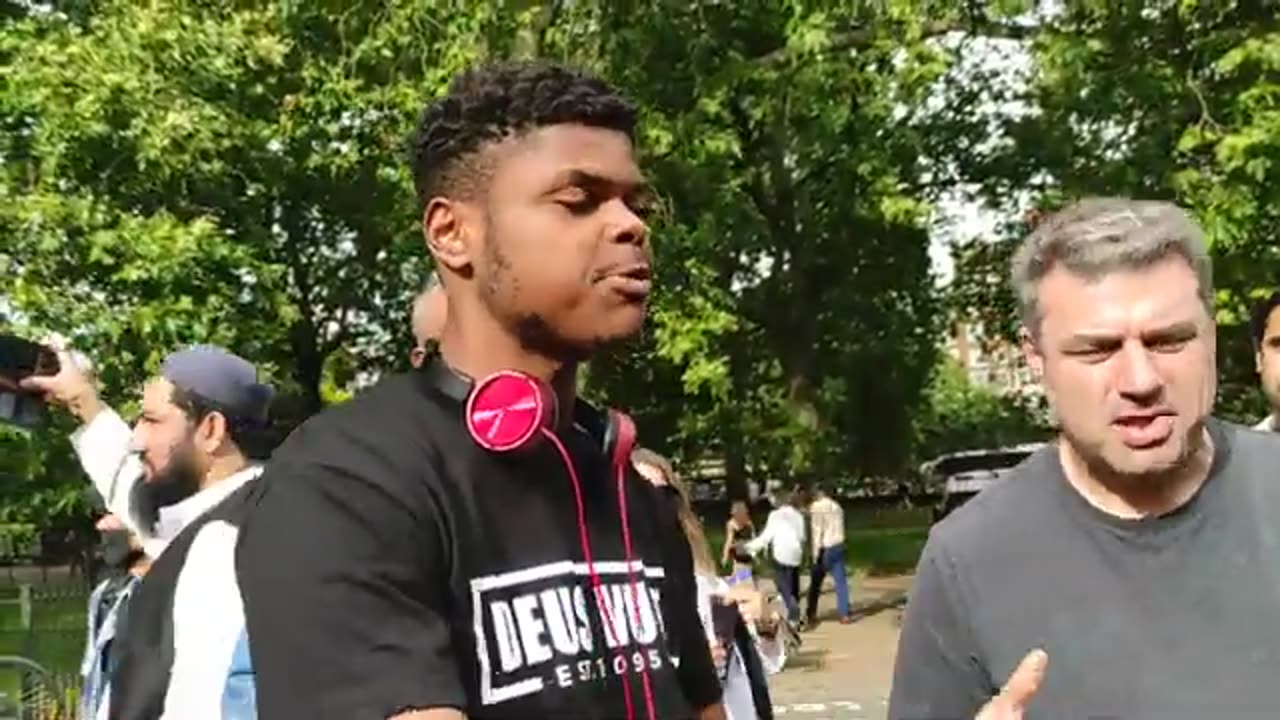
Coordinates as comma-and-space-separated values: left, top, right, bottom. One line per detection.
80, 515, 150, 720
721, 501, 756, 583
234, 61, 725, 720
891, 197, 1280, 720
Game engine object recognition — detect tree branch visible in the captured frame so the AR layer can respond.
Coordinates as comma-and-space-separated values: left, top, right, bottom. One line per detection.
752, 20, 1039, 68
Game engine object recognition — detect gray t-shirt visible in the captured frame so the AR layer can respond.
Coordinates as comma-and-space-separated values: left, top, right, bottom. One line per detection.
889, 419, 1280, 720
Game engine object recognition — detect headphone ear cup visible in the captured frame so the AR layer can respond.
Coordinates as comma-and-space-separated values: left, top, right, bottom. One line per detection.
606, 409, 637, 471
465, 371, 557, 453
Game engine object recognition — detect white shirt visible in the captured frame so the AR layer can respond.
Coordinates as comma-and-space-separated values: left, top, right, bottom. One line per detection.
69, 408, 262, 719
745, 505, 805, 567
808, 496, 845, 554
162, 519, 254, 720
1255, 415, 1277, 432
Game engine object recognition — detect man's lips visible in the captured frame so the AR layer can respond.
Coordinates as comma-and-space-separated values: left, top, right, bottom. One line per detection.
596, 263, 652, 298
1111, 412, 1175, 448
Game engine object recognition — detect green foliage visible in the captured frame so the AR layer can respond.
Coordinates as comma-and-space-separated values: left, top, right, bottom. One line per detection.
3, 0, 1275, 527
574, 3, 962, 494
943, 1, 1280, 425
913, 359, 1049, 459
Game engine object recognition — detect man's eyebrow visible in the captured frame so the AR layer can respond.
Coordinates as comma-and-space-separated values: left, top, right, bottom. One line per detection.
1062, 331, 1123, 347
549, 169, 647, 194
1062, 322, 1199, 347
1141, 321, 1199, 340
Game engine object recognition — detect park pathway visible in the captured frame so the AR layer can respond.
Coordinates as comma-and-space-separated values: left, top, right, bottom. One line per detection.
767, 574, 913, 720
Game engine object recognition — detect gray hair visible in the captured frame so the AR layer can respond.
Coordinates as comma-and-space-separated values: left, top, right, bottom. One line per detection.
1010, 197, 1214, 334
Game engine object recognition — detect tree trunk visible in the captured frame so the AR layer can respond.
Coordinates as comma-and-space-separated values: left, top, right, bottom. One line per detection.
723, 334, 750, 502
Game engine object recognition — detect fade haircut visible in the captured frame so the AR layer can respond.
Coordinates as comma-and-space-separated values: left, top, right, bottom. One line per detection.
1251, 290, 1280, 349
1010, 197, 1214, 337
409, 61, 638, 207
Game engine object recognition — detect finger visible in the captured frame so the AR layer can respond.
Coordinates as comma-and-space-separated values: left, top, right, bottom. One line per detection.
18, 375, 52, 392
96, 515, 125, 531
995, 649, 1048, 711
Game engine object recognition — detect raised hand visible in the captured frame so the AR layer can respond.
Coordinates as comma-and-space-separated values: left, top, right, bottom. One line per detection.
976, 649, 1048, 720
17, 335, 101, 421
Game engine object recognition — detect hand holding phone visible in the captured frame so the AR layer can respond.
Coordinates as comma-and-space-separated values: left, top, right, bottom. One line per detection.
0, 334, 59, 384
3, 334, 101, 424
0, 334, 60, 430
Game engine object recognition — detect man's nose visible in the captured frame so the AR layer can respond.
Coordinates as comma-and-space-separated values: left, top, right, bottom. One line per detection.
1115, 342, 1162, 400
606, 198, 648, 247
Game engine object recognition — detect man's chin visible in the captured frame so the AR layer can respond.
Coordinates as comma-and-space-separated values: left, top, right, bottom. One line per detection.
1101, 441, 1188, 481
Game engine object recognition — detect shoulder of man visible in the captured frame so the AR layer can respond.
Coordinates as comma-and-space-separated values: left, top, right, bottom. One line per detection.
926, 444, 1061, 562
260, 372, 452, 492
1218, 416, 1280, 477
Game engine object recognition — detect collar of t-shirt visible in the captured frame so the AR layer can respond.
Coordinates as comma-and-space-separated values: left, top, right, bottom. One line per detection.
1049, 418, 1233, 538
146, 464, 262, 558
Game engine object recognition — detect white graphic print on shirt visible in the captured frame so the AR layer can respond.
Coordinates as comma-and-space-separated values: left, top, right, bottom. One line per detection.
471, 560, 672, 705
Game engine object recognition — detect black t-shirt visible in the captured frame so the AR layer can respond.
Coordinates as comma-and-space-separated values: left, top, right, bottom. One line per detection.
235, 371, 722, 720
889, 419, 1280, 720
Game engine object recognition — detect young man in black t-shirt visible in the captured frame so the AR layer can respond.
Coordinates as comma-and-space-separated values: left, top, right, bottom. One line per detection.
235, 62, 726, 720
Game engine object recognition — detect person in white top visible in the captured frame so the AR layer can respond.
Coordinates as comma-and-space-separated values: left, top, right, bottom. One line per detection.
21, 341, 273, 719
804, 485, 851, 625
632, 449, 786, 720
743, 489, 806, 624
1252, 291, 1280, 433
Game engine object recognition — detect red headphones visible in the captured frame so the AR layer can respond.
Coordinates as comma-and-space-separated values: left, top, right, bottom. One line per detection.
424, 361, 654, 720
463, 370, 636, 469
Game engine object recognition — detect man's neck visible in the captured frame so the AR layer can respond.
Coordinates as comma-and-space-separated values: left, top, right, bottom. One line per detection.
1059, 428, 1215, 518
200, 452, 253, 492
439, 316, 581, 426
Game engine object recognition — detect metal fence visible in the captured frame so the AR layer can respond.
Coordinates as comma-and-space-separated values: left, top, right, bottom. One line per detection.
0, 580, 87, 718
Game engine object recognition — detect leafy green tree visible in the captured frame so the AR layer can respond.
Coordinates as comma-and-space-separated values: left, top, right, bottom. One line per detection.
944, 1, 1280, 424
913, 358, 1049, 461
570, 3, 984, 496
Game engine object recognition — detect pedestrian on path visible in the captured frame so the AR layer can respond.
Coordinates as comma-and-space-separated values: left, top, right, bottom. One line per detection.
804, 485, 851, 625
721, 500, 756, 584
744, 489, 805, 624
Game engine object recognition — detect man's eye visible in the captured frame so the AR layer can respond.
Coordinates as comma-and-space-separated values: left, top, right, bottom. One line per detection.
556, 192, 597, 214
1067, 347, 1114, 362
1150, 337, 1192, 353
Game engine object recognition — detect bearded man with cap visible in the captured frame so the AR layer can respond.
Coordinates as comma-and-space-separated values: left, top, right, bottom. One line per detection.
23, 342, 272, 720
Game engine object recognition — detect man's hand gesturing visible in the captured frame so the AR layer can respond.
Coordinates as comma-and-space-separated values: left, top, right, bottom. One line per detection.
976, 650, 1047, 720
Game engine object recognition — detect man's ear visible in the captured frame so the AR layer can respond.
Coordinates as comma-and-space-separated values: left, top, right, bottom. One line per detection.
423, 198, 474, 273
1020, 325, 1044, 380
196, 411, 229, 454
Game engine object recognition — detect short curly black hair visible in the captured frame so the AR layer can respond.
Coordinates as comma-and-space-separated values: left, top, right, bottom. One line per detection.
1251, 290, 1280, 348
409, 61, 638, 207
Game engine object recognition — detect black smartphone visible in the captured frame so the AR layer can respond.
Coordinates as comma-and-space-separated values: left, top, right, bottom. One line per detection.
0, 334, 59, 430
0, 334, 59, 384
710, 601, 742, 681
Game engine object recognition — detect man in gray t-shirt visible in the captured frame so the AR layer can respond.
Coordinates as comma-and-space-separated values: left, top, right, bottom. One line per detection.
891, 198, 1280, 720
